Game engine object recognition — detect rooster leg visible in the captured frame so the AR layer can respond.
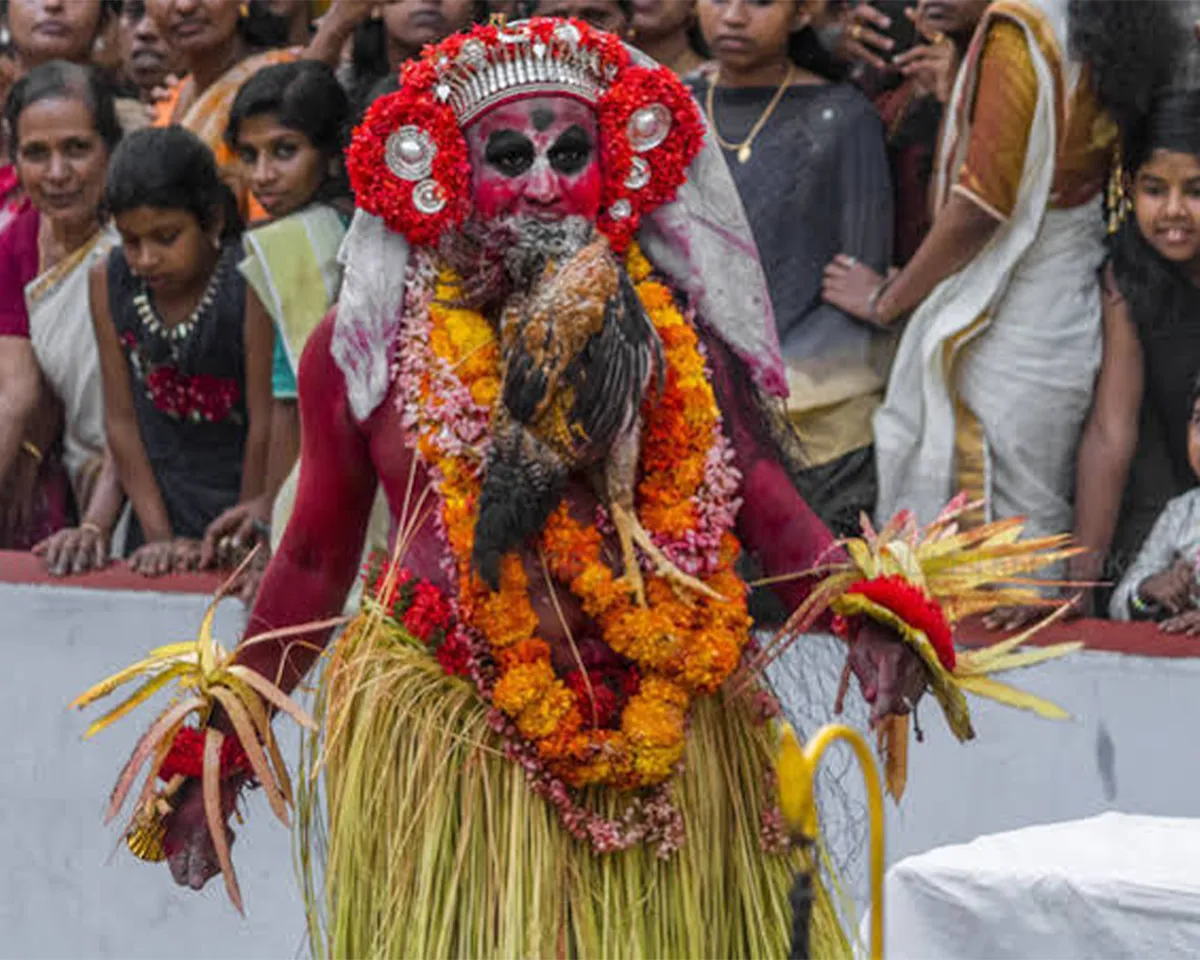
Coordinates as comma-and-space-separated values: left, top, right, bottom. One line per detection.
611, 502, 647, 606
609, 502, 725, 603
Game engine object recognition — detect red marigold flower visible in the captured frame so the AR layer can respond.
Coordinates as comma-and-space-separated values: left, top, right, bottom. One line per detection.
158, 726, 251, 781
434, 629, 472, 678
565, 669, 622, 729
846, 575, 956, 670
403, 580, 452, 642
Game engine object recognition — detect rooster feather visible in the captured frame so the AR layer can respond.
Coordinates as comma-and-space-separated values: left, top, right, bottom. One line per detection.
472, 234, 663, 589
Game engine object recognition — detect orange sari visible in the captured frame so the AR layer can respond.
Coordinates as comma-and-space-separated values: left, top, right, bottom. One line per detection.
153, 47, 300, 223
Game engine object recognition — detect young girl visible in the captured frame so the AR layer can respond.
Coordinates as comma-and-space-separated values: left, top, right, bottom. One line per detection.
207, 59, 389, 603
92, 126, 271, 576
690, 0, 893, 535
1072, 90, 1200, 617
200, 59, 354, 573
1110, 378, 1200, 629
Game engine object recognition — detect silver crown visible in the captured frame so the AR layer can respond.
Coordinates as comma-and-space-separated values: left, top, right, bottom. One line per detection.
434, 23, 619, 125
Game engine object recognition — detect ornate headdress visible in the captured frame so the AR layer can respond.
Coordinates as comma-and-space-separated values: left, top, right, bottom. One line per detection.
345, 17, 703, 251
333, 17, 786, 422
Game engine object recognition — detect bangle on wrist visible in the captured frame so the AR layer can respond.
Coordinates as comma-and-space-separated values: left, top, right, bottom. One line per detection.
21, 440, 43, 465
80, 520, 105, 538
1130, 584, 1159, 619
867, 275, 896, 325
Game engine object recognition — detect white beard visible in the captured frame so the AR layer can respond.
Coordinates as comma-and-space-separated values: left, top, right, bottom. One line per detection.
439, 213, 595, 307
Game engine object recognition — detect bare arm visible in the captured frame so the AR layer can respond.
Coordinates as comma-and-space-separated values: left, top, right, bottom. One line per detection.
873, 192, 1002, 324
702, 329, 837, 613
0, 336, 43, 488
303, 0, 374, 66
238, 287, 274, 503
81, 449, 124, 534
236, 313, 378, 694
197, 294, 292, 570
89, 259, 173, 543
1070, 272, 1143, 586
265, 398, 299, 500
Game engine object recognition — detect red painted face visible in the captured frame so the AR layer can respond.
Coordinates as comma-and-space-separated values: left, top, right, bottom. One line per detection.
464, 95, 603, 224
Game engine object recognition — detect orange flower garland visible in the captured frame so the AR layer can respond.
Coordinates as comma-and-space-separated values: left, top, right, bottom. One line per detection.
406, 246, 753, 790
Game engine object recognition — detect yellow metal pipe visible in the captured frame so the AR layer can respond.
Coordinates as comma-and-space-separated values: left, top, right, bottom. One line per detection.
778, 721, 886, 960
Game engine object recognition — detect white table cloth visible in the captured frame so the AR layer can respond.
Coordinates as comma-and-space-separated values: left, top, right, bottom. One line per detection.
875, 812, 1200, 959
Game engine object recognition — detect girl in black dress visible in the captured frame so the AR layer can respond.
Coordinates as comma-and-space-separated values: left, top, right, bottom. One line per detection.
91, 126, 272, 576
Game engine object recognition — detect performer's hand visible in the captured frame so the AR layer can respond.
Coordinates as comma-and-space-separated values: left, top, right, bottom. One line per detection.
847, 619, 928, 727
1139, 559, 1194, 616
163, 775, 242, 892
982, 605, 1045, 632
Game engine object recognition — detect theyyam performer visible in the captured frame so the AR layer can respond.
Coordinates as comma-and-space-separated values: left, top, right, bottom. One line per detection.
73, 17, 1083, 958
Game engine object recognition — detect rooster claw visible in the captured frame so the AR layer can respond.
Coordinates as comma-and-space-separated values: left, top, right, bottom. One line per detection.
611, 503, 725, 605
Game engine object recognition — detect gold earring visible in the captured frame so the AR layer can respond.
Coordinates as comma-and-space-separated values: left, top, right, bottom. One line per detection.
1106, 143, 1129, 235
239, 2, 250, 18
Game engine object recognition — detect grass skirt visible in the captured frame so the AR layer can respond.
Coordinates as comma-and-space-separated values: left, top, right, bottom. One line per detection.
297, 613, 850, 959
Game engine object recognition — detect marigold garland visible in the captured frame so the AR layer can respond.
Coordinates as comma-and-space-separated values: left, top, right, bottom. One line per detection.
399, 245, 752, 790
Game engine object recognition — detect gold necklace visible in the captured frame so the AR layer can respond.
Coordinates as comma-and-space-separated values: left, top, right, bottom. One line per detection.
705, 63, 795, 165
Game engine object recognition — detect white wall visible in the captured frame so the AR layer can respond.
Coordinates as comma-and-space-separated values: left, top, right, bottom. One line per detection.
767, 634, 1200, 910
888, 650, 1200, 861
6, 579, 1198, 957
0, 582, 304, 958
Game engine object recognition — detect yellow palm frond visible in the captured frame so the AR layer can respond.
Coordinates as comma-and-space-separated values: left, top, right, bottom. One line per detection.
954, 674, 1072, 719
72, 555, 318, 913
958, 641, 1083, 676
83, 664, 190, 740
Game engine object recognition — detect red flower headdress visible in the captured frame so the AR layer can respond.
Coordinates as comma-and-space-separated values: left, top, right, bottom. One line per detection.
345, 17, 704, 251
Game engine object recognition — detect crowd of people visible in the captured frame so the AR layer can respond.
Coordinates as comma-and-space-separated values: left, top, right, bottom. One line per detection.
0, 0, 1198, 631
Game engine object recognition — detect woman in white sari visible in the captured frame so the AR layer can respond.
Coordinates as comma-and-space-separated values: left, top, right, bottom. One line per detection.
6, 63, 127, 575
823, 0, 1177, 557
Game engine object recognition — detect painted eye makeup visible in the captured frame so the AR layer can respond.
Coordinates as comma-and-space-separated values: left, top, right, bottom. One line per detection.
485, 129, 535, 177
548, 125, 593, 176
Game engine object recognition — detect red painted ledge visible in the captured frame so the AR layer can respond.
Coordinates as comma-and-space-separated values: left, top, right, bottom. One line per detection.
0, 549, 222, 595
956, 613, 1200, 660
0, 550, 1197, 658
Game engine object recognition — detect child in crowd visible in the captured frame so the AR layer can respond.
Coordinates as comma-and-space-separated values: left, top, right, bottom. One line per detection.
1073, 91, 1200, 617
200, 60, 362, 581
1112, 378, 1200, 631
91, 126, 272, 576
